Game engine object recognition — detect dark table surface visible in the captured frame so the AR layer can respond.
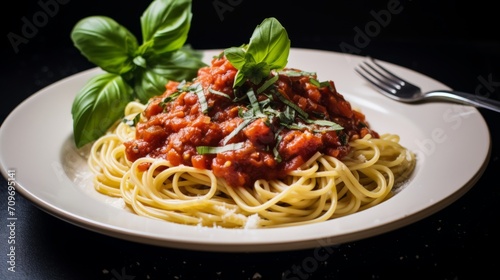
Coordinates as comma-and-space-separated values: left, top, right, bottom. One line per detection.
1, 1, 499, 279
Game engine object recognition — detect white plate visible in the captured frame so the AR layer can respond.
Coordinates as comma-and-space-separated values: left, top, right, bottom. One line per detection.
0, 49, 490, 252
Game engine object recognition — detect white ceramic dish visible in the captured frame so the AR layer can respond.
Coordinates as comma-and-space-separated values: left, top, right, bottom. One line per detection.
0, 49, 490, 252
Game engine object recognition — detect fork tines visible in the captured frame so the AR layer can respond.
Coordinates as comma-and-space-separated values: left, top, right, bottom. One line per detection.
355, 57, 406, 95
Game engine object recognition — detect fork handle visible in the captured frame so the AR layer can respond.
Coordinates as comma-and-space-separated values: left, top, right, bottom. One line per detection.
426, 90, 500, 113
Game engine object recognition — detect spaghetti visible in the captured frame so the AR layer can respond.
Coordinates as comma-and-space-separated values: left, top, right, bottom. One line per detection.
87, 55, 416, 228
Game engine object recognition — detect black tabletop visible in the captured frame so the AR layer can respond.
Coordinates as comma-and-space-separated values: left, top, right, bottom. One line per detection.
1, 1, 499, 279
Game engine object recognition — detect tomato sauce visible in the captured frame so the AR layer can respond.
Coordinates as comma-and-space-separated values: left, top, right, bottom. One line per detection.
124, 54, 379, 188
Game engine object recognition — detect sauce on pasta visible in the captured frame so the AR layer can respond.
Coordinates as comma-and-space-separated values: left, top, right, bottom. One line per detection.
124, 54, 380, 188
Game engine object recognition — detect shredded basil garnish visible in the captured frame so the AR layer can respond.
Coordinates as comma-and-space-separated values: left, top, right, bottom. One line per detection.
196, 142, 245, 154
257, 74, 279, 94
192, 83, 208, 114
123, 113, 141, 127
160, 91, 182, 108
208, 87, 231, 99
246, 88, 262, 115
279, 69, 316, 77
222, 119, 253, 145
273, 89, 309, 119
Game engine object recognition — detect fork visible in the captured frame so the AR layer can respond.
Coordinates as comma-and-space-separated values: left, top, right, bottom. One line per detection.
355, 57, 500, 113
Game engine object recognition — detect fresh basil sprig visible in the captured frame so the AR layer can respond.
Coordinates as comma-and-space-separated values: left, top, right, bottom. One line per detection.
224, 17, 290, 88
70, 0, 206, 148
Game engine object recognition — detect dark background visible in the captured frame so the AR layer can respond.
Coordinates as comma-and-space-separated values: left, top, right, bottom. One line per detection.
1, 0, 500, 279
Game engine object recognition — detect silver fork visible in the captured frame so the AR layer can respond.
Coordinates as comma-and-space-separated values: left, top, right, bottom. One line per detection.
355, 57, 500, 113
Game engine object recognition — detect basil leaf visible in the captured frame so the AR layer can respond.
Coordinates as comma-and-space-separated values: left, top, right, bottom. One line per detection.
247, 17, 290, 69
241, 61, 271, 85
133, 68, 169, 103
71, 73, 133, 147
224, 46, 246, 69
133, 46, 206, 103
141, 0, 192, 55
71, 16, 138, 74
148, 46, 207, 81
